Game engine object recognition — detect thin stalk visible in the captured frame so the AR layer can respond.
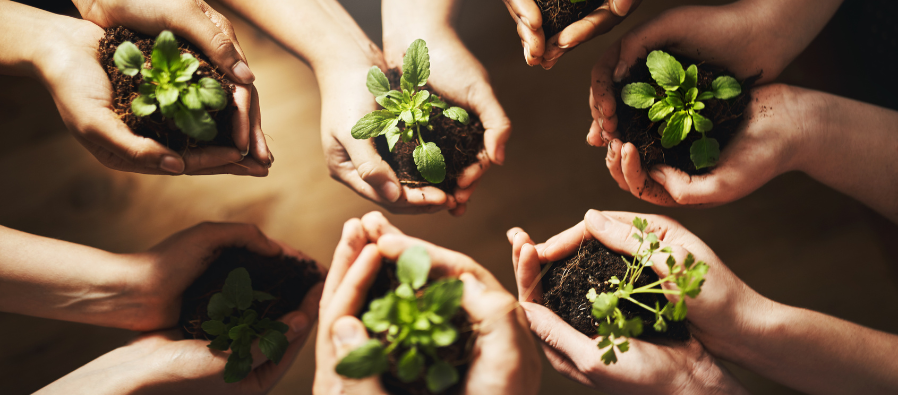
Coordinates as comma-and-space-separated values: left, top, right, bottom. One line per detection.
384, 327, 409, 354
415, 124, 424, 146
632, 275, 673, 293
633, 289, 680, 295
623, 296, 657, 314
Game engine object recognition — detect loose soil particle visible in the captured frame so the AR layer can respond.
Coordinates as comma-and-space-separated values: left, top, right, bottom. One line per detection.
179, 247, 322, 340
541, 239, 690, 341
374, 69, 484, 193
615, 53, 758, 175
99, 27, 237, 153
536, 0, 604, 40
362, 260, 474, 395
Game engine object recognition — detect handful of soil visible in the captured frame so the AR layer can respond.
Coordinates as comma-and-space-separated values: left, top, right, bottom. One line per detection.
179, 247, 322, 340
536, 0, 604, 39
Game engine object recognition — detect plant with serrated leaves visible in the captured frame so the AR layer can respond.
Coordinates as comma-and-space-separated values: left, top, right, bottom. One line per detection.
351, 39, 470, 184
199, 267, 290, 383
621, 50, 742, 169
586, 217, 709, 365
336, 245, 465, 393
114, 30, 227, 141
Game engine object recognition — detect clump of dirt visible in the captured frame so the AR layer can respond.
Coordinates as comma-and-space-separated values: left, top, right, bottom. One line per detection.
179, 247, 322, 340
541, 239, 690, 341
615, 53, 758, 175
374, 69, 484, 193
536, 0, 604, 39
98, 26, 237, 153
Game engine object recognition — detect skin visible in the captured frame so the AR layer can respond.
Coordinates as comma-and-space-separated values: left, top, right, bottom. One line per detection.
510, 209, 898, 394
0, 1, 269, 176
503, 0, 643, 69
314, 212, 541, 395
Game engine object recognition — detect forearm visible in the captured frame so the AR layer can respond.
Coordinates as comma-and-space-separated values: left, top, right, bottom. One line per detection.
382, 0, 461, 52
742, 0, 843, 66
0, 0, 58, 77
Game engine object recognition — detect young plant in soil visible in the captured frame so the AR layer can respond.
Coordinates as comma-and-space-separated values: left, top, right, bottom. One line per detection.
114, 30, 227, 141
536, 0, 604, 39
621, 50, 741, 169
351, 39, 470, 185
588, 217, 708, 364
336, 245, 466, 394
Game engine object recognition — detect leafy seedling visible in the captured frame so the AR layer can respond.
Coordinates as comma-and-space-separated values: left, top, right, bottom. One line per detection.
621, 50, 742, 169
114, 30, 227, 141
587, 217, 709, 364
335, 245, 465, 393
351, 39, 470, 184
199, 267, 289, 383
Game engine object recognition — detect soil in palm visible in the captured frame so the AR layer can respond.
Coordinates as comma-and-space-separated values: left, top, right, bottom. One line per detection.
536, 0, 604, 39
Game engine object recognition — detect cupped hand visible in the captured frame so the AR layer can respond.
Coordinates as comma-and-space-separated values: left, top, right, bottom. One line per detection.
503, 0, 642, 69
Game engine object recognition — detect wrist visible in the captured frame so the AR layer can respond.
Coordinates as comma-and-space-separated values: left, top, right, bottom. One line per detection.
381, 0, 459, 64
684, 352, 749, 395
782, 86, 832, 175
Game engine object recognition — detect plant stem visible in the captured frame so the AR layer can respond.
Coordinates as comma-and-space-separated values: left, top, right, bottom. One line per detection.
385, 327, 409, 354
632, 276, 674, 293
415, 124, 424, 146
634, 288, 680, 295
623, 296, 657, 314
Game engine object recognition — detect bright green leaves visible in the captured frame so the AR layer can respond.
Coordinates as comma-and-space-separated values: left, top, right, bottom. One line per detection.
131, 93, 157, 116
197, 77, 227, 110
648, 100, 674, 122
175, 107, 217, 141
646, 50, 685, 91
591, 293, 619, 319
444, 107, 470, 125
152, 31, 181, 72
414, 142, 446, 184
401, 39, 431, 93
690, 137, 721, 170
692, 112, 713, 133
337, 247, 464, 391
351, 110, 400, 139
622, 82, 657, 109
200, 267, 291, 383
682, 64, 698, 92
113, 41, 144, 76
661, 111, 692, 149
367, 66, 391, 97
710, 76, 742, 99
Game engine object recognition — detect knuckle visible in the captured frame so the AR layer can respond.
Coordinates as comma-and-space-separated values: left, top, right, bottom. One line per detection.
355, 161, 382, 182
210, 30, 237, 58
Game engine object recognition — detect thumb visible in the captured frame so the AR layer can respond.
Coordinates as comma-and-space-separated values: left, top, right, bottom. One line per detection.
332, 316, 389, 395
649, 165, 726, 205
343, 137, 403, 203
74, 109, 186, 174
616, 11, 685, 82
166, 2, 254, 84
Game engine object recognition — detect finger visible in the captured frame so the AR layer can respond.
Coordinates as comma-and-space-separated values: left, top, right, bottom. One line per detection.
459, 273, 529, 333
331, 316, 389, 394
519, 28, 543, 66
509, 228, 535, 271
404, 185, 449, 206
184, 156, 270, 177
324, 245, 382, 322
248, 85, 272, 167
520, 302, 598, 364
540, 342, 595, 387
605, 139, 629, 191
620, 142, 648, 198
587, 120, 605, 147
360, 211, 405, 241
449, 203, 467, 217
231, 84, 252, 156
454, 179, 480, 205
650, 165, 727, 206
171, 2, 255, 84
158, 222, 281, 258
539, 34, 567, 70
503, 0, 545, 63
76, 110, 186, 174
321, 219, 367, 309
470, 88, 511, 166
609, 0, 641, 17
375, 234, 503, 290
545, 8, 622, 64
181, 146, 243, 172
456, 150, 491, 189
340, 138, 403, 203
517, 243, 544, 303
592, 40, 621, 124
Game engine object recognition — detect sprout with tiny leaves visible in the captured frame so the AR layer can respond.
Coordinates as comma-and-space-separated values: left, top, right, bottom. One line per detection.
113, 30, 228, 141
351, 39, 470, 184
199, 267, 290, 383
586, 217, 709, 365
335, 245, 465, 393
621, 50, 742, 169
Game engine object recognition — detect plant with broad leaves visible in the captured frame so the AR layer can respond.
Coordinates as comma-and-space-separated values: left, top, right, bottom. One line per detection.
335, 245, 465, 393
114, 30, 227, 141
199, 267, 289, 383
351, 39, 470, 184
587, 217, 709, 365
621, 50, 742, 169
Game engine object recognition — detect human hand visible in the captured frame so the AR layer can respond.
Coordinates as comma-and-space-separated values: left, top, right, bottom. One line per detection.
314, 213, 540, 395
507, 209, 764, 393
503, 0, 642, 69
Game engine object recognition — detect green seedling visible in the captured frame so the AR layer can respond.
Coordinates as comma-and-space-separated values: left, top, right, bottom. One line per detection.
587, 217, 709, 365
336, 245, 465, 393
199, 267, 289, 383
351, 39, 470, 184
114, 30, 227, 141
621, 50, 742, 169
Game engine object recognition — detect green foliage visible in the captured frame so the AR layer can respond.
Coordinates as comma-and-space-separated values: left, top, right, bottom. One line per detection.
588, 217, 709, 365
200, 267, 288, 383
621, 50, 743, 169
350, 39, 469, 184
336, 246, 465, 393
113, 31, 227, 141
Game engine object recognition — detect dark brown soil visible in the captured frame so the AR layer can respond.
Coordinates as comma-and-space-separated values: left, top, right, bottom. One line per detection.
179, 247, 322, 340
541, 239, 690, 341
536, 0, 604, 39
98, 27, 237, 153
362, 260, 475, 395
615, 53, 758, 175
374, 69, 484, 193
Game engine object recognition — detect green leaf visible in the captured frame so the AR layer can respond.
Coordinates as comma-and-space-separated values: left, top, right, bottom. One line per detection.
586, 288, 598, 303
671, 299, 688, 321
131, 94, 157, 116
692, 101, 705, 111
385, 127, 402, 152
711, 76, 741, 99
397, 245, 431, 289
396, 283, 415, 299
597, 337, 612, 349
114, 41, 145, 76
160, 102, 177, 118
202, 320, 228, 336
335, 339, 389, 379
632, 217, 648, 232
661, 111, 692, 149
621, 82, 657, 109
376, 95, 402, 113
207, 293, 233, 320
690, 137, 720, 169
591, 293, 619, 320
430, 95, 448, 109
173, 53, 199, 82
654, 318, 668, 332
601, 347, 618, 365
240, 309, 258, 325
397, 347, 425, 383
259, 330, 289, 364
270, 321, 289, 334
426, 360, 459, 393
685, 87, 698, 103
413, 142, 446, 184
208, 334, 230, 351
197, 77, 227, 111
401, 39, 431, 92
646, 50, 685, 91
682, 64, 698, 92
224, 352, 253, 383
229, 324, 249, 340
366, 66, 391, 97
151, 30, 181, 73
362, 292, 397, 332
443, 106, 469, 125
174, 106, 217, 141
696, 91, 715, 101
223, 267, 254, 311
180, 85, 203, 111
155, 85, 179, 107
432, 323, 458, 347
422, 279, 464, 319
622, 317, 643, 337
400, 110, 415, 125
647, 100, 674, 122
351, 110, 400, 139
665, 96, 685, 110
253, 291, 276, 302
692, 112, 713, 133
413, 90, 431, 109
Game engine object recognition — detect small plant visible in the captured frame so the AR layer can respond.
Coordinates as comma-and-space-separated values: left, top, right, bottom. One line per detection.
199, 267, 289, 383
351, 39, 470, 184
114, 30, 227, 141
336, 245, 465, 393
587, 217, 709, 365
621, 50, 742, 169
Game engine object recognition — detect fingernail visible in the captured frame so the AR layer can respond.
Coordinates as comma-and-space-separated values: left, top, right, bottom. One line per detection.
599, 117, 606, 131
159, 155, 184, 174
267, 151, 274, 168
461, 273, 486, 296
524, 44, 532, 65
240, 147, 250, 157
613, 60, 627, 83
382, 181, 401, 203
519, 15, 534, 31
232, 61, 255, 84
651, 169, 666, 185
585, 209, 612, 231
333, 319, 363, 346
557, 40, 579, 50
534, 243, 546, 256
611, 0, 632, 16
288, 313, 308, 333
496, 144, 506, 165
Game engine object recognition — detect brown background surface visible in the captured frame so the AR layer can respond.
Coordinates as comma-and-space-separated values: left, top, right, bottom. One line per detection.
1, 0, 896, 394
